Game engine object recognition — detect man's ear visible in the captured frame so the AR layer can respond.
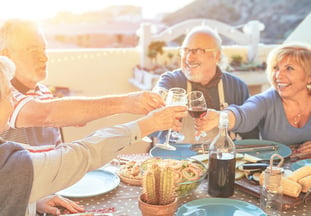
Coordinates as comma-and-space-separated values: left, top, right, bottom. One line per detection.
215, 51, 221, 63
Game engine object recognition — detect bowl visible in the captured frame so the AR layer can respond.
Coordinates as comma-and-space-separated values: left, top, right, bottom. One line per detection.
141, 157, 208, 197
176, 168, 207, 197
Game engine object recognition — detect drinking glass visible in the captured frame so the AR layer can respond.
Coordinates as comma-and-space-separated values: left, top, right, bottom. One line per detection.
168, 88, 187, 143
152, 86, 168, 102
187, 91, 207, 141
155, 87, 187, 150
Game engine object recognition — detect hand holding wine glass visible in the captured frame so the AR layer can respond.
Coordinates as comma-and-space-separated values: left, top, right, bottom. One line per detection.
152, 86, 168, 104
155, 87, 187, 150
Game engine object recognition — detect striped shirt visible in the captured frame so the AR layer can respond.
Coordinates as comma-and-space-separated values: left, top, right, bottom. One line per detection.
1, 84, 62, 146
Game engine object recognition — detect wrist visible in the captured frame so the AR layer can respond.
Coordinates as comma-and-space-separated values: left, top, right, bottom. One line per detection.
137, 117, 154, 137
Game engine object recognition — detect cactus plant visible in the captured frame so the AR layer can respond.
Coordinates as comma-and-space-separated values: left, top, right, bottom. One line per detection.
141, 163, 177, 205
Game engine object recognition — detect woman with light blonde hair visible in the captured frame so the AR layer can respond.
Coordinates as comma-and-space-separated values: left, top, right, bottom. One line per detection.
195, 43, 311, 155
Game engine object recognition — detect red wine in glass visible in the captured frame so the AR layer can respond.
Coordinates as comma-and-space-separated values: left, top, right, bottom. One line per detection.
188, 107, 207, 119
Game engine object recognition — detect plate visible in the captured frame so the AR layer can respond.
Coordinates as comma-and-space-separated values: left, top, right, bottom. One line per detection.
150, 140, 292, 161
149, 143, 197, 160
56, 170, 120, 198
234, 139, 291, 160
291, 159, 311, 170
176, 198, 266, 216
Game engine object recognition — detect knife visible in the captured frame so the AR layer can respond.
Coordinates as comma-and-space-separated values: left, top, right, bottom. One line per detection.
238, 163, 270, 171
236, 144, 278, 153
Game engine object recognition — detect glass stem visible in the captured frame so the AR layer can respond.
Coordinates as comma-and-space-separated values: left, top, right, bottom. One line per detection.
164, 128, 172, 145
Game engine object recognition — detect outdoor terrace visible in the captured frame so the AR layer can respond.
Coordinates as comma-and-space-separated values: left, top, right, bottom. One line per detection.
42, 15, 310, 152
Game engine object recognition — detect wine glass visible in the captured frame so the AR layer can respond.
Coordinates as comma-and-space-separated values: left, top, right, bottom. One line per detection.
152, 86, 168, 102
187, 91, 208, 142
155, 87, 187, 151
168, 88, 187, 143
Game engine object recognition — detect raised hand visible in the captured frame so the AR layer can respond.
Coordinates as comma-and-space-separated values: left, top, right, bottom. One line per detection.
127, 91, 165, 114
138, 105, 187, 139
194, 109, 220, 133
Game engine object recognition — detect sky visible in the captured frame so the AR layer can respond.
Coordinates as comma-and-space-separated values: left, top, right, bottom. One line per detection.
0, 0, 194, 20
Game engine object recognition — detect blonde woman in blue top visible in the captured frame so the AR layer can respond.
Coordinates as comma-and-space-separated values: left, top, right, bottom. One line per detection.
195, 43, 311, 154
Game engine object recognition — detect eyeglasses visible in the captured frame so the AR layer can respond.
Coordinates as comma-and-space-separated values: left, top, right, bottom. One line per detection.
24, 47, 46, 56
10, 47, 46, 57
178, 47, 217, 56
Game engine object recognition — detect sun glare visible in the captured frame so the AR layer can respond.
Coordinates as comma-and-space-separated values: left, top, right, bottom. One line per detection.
0, 0, 193, 20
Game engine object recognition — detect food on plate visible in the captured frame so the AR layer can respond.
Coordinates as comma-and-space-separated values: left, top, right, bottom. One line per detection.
287, 165, 311, 182
141, 158, 207, 196
252, 172, 261, 182
118, 160, 143, 186
235, 170, 245, 180
142, 158, 206, 182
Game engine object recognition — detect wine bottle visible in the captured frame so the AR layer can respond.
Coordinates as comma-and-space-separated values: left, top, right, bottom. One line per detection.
208, 112, 236, 197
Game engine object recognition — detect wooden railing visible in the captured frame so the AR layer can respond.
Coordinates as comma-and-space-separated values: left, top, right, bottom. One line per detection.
137, 19, 265, 67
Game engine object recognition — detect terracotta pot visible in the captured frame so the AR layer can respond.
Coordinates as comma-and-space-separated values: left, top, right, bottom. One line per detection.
138, 193, 178, 216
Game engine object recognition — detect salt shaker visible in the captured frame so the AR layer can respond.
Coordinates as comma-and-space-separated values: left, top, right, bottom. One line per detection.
260, 154, 284, 216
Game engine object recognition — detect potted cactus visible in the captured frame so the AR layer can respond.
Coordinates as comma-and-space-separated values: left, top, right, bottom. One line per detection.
138, 164, 178, 216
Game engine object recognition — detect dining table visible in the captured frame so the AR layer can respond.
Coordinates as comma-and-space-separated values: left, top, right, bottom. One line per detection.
58, 156, 311, 216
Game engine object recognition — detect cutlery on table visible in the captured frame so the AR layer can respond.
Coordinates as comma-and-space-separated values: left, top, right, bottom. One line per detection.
236, 144, 278, 153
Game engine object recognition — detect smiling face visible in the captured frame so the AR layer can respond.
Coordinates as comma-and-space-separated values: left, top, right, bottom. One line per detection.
267, 44, 311, 99
273, 57, 310, 99
180, 31, 221, 85
0, 20, 48, 90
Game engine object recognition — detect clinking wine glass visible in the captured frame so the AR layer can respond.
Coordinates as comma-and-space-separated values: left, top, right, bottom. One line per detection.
168, 88, 187, 143
155, 87, 187, 151
188, 91, 208, 142
152, 86, 168, 102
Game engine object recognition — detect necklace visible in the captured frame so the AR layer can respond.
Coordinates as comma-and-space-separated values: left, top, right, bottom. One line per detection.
293, 113, 302, 125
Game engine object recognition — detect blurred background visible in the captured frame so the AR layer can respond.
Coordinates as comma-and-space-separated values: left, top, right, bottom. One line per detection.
1, 0, 310, 149
1, 0, 310, 48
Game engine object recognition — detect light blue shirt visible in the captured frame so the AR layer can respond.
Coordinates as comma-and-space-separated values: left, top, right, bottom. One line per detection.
227, 88, 311, 145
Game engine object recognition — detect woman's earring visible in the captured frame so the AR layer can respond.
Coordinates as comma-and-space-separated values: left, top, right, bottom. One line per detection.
307, 82, 311, 93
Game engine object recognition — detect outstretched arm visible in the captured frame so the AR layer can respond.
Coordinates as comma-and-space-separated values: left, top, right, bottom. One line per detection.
194, 109, 236, 133
28, 105, 187, 202
13, 91, 165, 128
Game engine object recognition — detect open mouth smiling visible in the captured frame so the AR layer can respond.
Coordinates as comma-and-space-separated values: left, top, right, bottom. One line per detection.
186, 61, 200, 69
276, 81, 291, 90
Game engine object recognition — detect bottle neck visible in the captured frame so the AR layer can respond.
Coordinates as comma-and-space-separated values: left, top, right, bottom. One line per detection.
219, 125, 228, 136
209, 127, 235, 152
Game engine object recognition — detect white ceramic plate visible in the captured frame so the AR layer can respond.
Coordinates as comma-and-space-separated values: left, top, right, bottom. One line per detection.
56, 170, 120, 198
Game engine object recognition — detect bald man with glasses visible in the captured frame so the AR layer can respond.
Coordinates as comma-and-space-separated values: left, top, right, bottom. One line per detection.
152, 26, 259, 144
